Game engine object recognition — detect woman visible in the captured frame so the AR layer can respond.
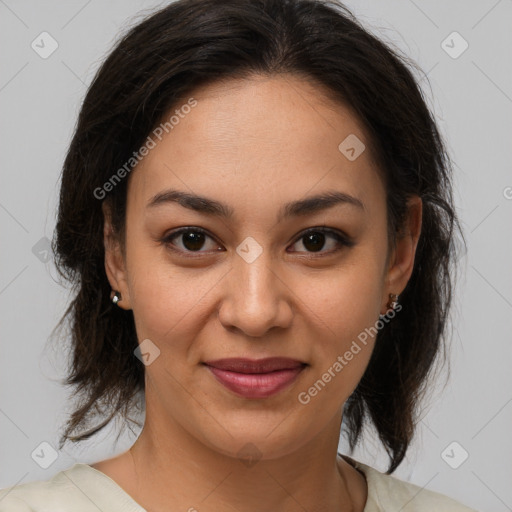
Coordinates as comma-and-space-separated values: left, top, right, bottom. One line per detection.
0, 0, 477, 510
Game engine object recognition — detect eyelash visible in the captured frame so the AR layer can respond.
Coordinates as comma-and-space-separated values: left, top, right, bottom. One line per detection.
160, 226, 354, 258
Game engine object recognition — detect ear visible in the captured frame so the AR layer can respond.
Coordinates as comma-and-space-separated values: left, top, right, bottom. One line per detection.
102, 201, 132, 310
381, 195, 422, 314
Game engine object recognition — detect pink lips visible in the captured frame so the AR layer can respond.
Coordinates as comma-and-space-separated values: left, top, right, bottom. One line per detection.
203, 357, 306, 398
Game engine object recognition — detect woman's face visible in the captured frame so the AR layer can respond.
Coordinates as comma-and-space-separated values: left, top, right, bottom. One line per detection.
105, 74, 420, 460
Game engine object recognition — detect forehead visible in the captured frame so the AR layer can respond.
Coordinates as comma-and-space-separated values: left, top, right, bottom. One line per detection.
127, 74, 385, 220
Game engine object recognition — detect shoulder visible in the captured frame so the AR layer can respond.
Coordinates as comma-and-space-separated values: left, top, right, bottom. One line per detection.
0, 463, 140, 512
343, 456, 479, 512
0, 464, 87, 511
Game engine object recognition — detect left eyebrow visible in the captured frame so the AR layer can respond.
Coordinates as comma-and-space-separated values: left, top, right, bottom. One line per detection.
146, 188, 365, 221
280, 191, 365, 220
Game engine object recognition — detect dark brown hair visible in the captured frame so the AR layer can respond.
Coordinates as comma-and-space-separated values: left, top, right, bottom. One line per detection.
52, 0, 462, 473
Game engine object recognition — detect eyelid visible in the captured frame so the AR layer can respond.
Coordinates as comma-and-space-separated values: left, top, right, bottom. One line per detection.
160, 225, 354, 256
292, 226, 355, 248
161, 226, 222, 255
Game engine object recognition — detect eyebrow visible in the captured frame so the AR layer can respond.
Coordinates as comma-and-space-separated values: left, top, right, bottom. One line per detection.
146, 188, 364, 221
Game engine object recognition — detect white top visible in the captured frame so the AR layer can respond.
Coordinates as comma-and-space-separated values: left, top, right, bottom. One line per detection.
0, 455, 478, 511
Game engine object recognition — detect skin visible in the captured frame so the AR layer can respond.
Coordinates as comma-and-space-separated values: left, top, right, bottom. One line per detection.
95, 73, 422, 512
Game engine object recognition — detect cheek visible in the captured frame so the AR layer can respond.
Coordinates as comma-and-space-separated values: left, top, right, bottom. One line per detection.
292, 249, 387, 404
301, 246, 386, 342
125, 243, 221, 350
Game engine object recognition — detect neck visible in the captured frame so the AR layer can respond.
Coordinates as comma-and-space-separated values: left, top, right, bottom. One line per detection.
126, 410, 366, 512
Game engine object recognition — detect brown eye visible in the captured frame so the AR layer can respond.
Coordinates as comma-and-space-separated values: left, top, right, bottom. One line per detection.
301, 232, 328, 252
162, 227, 221, 254
179, 231, 206, 251
289, 228, 353, 255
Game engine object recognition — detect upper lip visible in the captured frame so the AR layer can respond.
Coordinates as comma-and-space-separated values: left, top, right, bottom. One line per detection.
203, 357, 306, 374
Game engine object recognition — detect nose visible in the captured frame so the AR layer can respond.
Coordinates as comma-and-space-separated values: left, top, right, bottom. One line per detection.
217, 248, 293, 338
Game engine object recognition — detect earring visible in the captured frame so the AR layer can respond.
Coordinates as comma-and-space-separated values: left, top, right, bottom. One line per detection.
111, 290, 122, 305
387, 293, 399, 310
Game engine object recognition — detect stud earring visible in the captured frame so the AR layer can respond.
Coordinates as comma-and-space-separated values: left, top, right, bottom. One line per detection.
387, 293, 399, 310
111, 290, 122, 305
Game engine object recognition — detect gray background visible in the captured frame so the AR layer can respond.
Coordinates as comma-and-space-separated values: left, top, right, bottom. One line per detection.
1, 1, 511, 511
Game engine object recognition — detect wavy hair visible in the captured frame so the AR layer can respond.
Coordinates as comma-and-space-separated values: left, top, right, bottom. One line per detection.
52, 0, 462, 473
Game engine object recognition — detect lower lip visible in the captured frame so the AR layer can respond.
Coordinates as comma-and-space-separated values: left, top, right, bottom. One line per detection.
205, 365, 305, 398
